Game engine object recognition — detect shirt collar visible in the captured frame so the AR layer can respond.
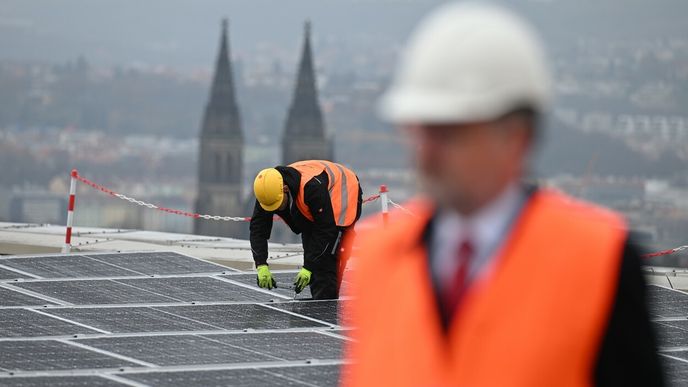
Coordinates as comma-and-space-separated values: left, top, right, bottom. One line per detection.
433, 183, 524, 259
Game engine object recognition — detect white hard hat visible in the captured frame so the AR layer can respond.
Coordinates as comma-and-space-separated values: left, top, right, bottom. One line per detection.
380, 2, 552, 124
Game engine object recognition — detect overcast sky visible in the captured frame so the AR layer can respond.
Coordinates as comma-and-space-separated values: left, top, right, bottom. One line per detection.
1, 0, 687, 69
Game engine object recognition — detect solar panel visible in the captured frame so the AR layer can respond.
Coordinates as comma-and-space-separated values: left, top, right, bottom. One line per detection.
0, 255, 142, 278
0, 251, 347, 386
647, 285, 688, 318
41, 304, 327, 333
662, 356, 688, 386
78, 335, 278, 366
8, 250, 681, 386
42, 306, 221, 333
157, 304, 329, 330
0, 287, 54, 306
0, 376, 124, 386
14, 277, 280, 305
197, 332, 344, 360
15, 280, 180, 305
83, 252, 227, 276
112, 277, 275, 303
0, 341, 141, 371
648, 285, 688, 385
271, 300, 341, 325
0, 267, 31, 280
654, 321, 688, 348
0, 252, 227, 279
123, 365, 341, 387
0, 309, 100, 338
74, 332, 342, 368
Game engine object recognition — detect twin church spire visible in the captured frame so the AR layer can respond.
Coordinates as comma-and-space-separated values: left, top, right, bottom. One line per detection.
194, 19, 330, 237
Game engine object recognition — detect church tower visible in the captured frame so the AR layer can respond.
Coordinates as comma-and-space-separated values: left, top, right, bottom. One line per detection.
282, 21, 332, 165
194, 19, 244, 237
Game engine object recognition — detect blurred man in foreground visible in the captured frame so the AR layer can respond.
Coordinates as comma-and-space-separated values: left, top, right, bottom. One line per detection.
343, 2, 663, 386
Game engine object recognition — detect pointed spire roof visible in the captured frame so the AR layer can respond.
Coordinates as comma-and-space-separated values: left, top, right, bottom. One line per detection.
201, 18, 242, 139
283, 20, 325, 138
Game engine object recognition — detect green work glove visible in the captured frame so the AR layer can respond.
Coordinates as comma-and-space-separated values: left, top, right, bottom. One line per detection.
256, 265, 277, 290
293, 268, 312, 294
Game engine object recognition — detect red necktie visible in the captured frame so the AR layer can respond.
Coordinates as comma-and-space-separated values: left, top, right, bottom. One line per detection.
442, 238, 474, 320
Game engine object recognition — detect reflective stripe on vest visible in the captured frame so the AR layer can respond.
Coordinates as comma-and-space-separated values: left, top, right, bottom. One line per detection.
343, 189, 626, 387
289, 160, 359, 227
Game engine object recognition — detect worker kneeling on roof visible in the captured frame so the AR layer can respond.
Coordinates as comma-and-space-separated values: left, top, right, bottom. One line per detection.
342, 2, 664, 386
250, 160, 362, 300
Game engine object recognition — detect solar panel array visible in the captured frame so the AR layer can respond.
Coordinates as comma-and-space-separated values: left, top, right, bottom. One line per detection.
1, 251, 687, 386
0, 251, 348, 386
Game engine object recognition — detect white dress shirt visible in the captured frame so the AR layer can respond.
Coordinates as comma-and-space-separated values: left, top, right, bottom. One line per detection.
430, 183, 526, 292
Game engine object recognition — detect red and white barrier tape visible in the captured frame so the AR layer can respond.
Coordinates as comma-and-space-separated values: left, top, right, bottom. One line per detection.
71, 170, 387, 223
73, 172, 251, 222
59, 169, 435, 254
362, 194, 381, 204
70, 169, 686, 260
643, 245, 688, 259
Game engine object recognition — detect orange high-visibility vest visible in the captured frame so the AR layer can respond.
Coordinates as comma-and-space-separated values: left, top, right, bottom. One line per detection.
342, 189, 626, 387
289, 160, 359, 227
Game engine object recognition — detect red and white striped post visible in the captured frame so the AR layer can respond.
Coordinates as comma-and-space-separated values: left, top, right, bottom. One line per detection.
379, 185, 389, 228
62, 169, 78, 254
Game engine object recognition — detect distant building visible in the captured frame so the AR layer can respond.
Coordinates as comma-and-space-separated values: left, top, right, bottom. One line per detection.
282, 21, 333, 164
9, 193, 66, 225
194, 19, 245, 238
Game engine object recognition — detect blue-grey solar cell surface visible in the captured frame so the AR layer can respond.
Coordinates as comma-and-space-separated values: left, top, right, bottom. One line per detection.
0, 251, 345, 386
0, 266, 31, 280
2, 251, 685, 386
647, 285, 688, 386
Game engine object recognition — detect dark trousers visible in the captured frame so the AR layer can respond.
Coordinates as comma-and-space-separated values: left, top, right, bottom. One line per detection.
303, 227, 355, 300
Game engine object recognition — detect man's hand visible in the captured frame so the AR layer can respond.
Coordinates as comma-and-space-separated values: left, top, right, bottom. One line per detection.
293, 268, 312, 294
256, 265, 277, 290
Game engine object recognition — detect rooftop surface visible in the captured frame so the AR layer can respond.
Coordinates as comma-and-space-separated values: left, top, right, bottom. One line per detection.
1, 223, 688, 386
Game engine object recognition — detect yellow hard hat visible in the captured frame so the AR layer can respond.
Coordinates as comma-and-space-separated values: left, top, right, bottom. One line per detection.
253, 168, 284, 212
